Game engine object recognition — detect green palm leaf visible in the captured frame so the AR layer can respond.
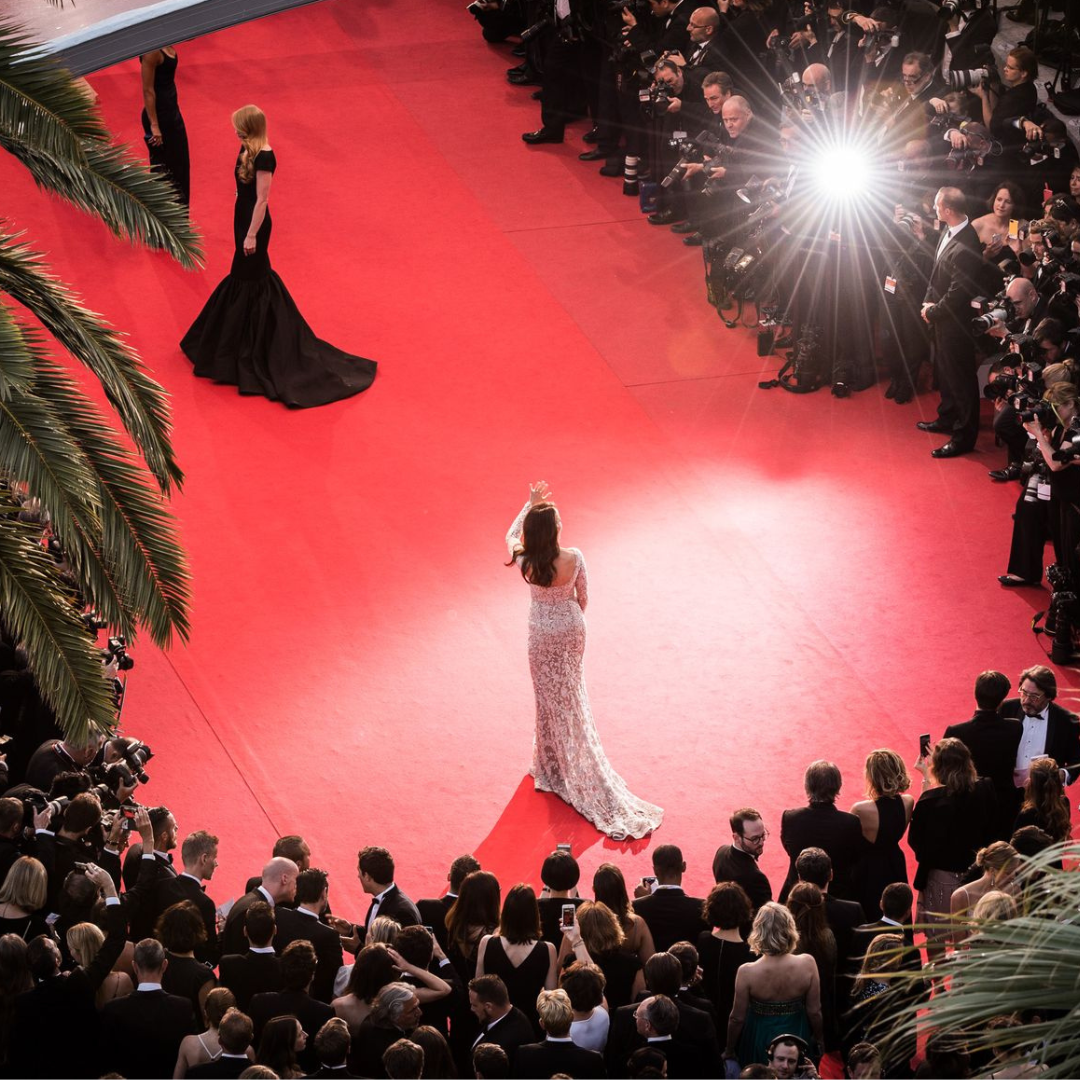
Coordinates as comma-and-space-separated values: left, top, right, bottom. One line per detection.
0, 230, 184, 491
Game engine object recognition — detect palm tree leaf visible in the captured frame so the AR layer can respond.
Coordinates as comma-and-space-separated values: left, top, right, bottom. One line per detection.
0, 22, 106, 164
0, 514, 118, 745
0, 129, 203, 271
0, 291, 36, 399
0, 229, 183, 492
23, 353, 191, 645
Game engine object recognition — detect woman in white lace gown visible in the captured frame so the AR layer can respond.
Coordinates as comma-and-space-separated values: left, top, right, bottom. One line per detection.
506, 481, 663, 840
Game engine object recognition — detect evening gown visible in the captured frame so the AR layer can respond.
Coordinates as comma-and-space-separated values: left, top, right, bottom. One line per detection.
506, 504, 663, 840
181, 149, 377, 407
852, 795, 909, 919
481, 937, 551, 1037
140, 50, 190, 205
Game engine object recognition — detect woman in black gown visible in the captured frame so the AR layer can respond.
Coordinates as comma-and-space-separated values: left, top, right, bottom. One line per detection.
141, 46, 190, 206
181, 105, 377, 407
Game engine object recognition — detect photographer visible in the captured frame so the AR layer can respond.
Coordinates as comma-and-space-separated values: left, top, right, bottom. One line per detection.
970, 46, 1038, 196
1033, 317, 1079, 370
876, 51, 946, 153
23, 734, 102, 795
35, 790, 104, 913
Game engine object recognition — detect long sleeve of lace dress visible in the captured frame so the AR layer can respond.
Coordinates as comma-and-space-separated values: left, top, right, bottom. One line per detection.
506, 502, 530, 559
574, 551, 588, 612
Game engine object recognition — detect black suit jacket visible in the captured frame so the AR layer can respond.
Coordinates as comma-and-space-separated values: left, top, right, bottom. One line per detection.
274, 906, 344, 1004
249, 989, 333, 1073
944, 710, 1023, 837
217, 949, 283, 1011
100, 987, 199, 1079
188, 1055, 253, 1079
474, 1005, 536, 1065
350, 1017, 418, 1080
632, 887, 707, 953
923, 221, 985, 337
513, 1038, 607, 1079
157, 872, 220, 963
779, 805, 866, 902
364, 883, 422, 936
417, 894, 455, 951
711, 844, 772, 911
605, 1000, 720, 1080
1001, 698, 1080, 786
222, 887, 276, 956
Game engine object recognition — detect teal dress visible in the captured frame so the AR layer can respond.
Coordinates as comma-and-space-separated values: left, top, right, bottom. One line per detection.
737, 996, 813, 1067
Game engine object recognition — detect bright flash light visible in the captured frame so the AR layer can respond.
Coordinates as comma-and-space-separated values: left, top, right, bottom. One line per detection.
809, 143, 873, 203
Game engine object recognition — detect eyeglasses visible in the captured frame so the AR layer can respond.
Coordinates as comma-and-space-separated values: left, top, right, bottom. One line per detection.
1018, 688, 1047, 699
741, 829, 769, 844
900, 74, 922, 84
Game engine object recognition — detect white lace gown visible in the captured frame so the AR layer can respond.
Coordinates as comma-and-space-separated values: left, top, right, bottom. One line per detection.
507, 504, 664, 840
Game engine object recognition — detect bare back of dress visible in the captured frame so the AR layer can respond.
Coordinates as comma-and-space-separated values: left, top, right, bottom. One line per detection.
508, 504, 662, 839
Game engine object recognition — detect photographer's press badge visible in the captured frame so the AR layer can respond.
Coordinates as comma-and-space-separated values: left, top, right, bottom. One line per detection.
884, 275, 897, 294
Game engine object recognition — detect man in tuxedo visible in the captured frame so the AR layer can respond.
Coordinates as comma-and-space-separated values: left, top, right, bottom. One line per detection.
274, 867, 344, 1003
537, 848, 585, 945
119, 804, 180, 939
383, 1038, 425, 1078
350, 982, 424, 1078
310, 1017, 357, 1078
249, 939, 334, 1072
780, 762, 865, 903
468, 975, 536, 1065
1003, 665, 1080, 793
221, 855, 299, 955
188, 1008, 255, 1078
918, 186, 986, 457
712, 807, 773, 912
945, 670, 1023, 839
24, 733, 101, 792
243, 833, 312, 896
629, 994, 703, 1078
218, 900, 283, 1010
681, 7, 724, 72
849, 883, 921, 973
632, 844, 707, 952
668, 942, 716, 1020
155, 828, 220, 963
99, 938, 199, 1078
359, 845, 422, 937
513, 988, 606, 1078
417, 853, 480, 952
34, 790, 104, 912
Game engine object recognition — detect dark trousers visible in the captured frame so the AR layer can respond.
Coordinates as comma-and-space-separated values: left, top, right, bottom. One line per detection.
881, 291, 929, 391
1007, 487, 1053, 583
993, 403, 1029, 465
933, 328, 979, 447
540, 36, 597, 134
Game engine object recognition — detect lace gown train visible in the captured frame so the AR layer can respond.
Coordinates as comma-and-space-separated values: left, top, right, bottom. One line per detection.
507, 504, 663, 840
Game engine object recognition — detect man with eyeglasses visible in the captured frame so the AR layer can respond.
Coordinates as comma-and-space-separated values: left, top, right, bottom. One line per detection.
1001, 665, 1080, 799
711, 807, 772, 913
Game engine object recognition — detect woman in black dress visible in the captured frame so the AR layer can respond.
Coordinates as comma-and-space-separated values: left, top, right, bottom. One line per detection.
697, 883, 753, 1030
850, 749, 914, 920
141, 46, 190, 206
181, 105, 377, 407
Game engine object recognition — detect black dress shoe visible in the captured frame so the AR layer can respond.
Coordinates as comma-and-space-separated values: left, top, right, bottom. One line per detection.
508, 71, 541, 86
578, 148, 607, 161
531, 90, 542, 99
599, 162, 623, 177
670, 220, 698, 234
682, 231, 703, 246
582, 126, 601, 144
916, 419, 951, 434
893, 387, 914, 404
511, 44, 526, 56
647, 209, 681, 226
522, 128, 563, 144
998, 574, 1039, 587
989, 462, 1024, 482
884, 381, 897, 400
931, 440, 973, 458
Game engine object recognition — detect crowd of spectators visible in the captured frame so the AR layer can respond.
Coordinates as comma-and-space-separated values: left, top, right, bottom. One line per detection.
0, 659, 1074, 1078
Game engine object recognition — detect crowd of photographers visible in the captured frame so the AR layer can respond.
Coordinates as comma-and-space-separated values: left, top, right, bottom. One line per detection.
0, 652, 1075, 1078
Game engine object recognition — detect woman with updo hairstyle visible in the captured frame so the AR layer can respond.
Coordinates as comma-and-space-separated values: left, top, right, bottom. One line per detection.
591, 863, 655, 963
173, 986, 243, 1077
1016, 755, 1072, 844
67, 922, 132, 1007
949, 842, 1020, 946
333, 943, 398, 1034
910, 738, 997, 959
851, 748, 914, 919
698, 882, 753, 1026
559, 899, 644, 1010
476, 883, 556, 1036
505, 481, 663, 840
724, 902, 823, 1069
180, 105, 376, 407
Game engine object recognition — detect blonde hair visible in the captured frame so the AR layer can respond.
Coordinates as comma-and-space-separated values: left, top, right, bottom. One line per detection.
367, 915, 400, 946
853, 932, 903, 995
232, 104, 268, 183
535, 988, 573, 1036
0, 857, 47, 912
972, 890, 1018, 923
975, 841, 1019, 879
66, 922, 104, 968
865, 749, 911, 799
576, 901, 625, 955
748, 902, 799, 957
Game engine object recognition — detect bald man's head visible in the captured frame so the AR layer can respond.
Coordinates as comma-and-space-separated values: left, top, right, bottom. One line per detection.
262, 856, 300, 903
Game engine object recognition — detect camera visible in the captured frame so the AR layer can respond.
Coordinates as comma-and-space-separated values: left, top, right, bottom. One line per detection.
101, 635, 134, 672
639, 82, 675, 118
1044, 562, 1080, 663
1019, 399, 1055, 425
23, 790, 70, 826
519, 15, 552, 42
971, 293, 1015, 333
660, 130, 722, 188
116, 738, 154, 784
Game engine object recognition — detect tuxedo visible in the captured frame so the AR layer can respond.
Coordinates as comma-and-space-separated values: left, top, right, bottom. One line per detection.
632, 887, 708, 953
1001, 698, 1080, 786
711, 843, 772, 912
417, 893, 455, 951
217, 949, 283, 1010
100, 987, 199, 1079
473, 1005, 536, 1065
944, 710, 1024, 838
364, 883, 421, 936
274, 905, 344, 1003
308, 1066, 360, 1079
157, 871, 220, 963
513, 1037, 607, 1079
249, 989, 333, 1072
779, 804, 866, 903
923, 219, 986, 449
222, 886, 277, 956
604, 999, 721, 1079
188, 1055, 253, 1078
350, 1016, 419, 1080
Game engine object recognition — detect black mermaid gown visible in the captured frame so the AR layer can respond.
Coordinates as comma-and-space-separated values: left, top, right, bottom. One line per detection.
140, 50, 190, 206
180, 149, 377, 407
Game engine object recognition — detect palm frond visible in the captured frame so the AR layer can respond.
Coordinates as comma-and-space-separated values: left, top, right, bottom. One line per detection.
0, 129, 203, 271
0, 229, 183, 492
0, 22, 106, 163
0, 515, 119, 745
0, 287, 37, 400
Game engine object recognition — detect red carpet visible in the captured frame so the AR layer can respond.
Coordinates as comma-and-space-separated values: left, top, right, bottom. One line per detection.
2, 0, 1076, 917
